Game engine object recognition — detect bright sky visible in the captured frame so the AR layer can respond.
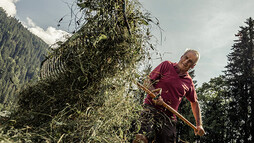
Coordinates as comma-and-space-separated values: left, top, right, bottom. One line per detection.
1, 0, 254, 86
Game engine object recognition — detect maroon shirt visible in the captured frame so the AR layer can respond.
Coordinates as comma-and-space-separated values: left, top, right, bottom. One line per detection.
144, 61, 197, 120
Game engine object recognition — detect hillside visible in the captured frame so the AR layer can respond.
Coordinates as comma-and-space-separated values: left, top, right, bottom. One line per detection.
0, 7, 49, 108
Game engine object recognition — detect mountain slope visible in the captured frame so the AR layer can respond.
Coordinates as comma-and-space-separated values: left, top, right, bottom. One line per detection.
0, 7, 49, 107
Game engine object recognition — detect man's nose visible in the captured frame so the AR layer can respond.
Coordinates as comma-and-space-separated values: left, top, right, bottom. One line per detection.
183, 60, 188, 64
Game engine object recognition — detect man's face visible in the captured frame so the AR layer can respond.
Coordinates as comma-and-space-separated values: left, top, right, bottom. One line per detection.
177, 51, 198, 72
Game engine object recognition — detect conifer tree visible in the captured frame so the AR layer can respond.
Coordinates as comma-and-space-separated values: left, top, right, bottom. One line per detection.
0, 7, 48, 108
225, 17, 254, 143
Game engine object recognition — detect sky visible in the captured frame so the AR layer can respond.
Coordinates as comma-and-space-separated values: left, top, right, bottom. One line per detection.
1, 0, 254, 87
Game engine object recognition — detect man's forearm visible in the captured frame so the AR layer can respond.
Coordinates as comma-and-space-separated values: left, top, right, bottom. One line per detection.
191, 101, 203, 126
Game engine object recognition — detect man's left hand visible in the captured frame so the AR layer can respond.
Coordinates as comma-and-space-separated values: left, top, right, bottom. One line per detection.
195, 125, 205, 136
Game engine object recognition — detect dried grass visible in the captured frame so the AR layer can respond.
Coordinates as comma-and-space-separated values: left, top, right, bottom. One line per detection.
0, 0, 158, 142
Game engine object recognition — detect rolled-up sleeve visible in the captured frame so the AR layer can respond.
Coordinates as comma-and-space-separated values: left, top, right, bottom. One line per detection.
186, 83, 198, 103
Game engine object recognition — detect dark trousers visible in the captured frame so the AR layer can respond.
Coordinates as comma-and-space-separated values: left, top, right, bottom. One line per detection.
138, 104, 176, 143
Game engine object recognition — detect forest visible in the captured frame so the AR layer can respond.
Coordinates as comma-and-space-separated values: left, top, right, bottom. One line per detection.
0, 7, 48, 110
0, 0, 253, 143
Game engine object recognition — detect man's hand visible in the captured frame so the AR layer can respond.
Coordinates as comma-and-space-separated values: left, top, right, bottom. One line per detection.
151, 88, 163, 106
152, 96, 164, 106
194, 125, 205, 136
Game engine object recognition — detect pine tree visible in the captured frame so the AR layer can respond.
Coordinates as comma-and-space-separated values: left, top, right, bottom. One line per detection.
0, 7, 48, 109
225, 17, 254, 143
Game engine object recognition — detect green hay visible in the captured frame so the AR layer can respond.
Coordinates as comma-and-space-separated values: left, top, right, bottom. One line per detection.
0, 0, 158, 142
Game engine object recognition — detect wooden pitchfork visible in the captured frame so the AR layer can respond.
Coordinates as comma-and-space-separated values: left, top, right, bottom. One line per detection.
136, 82, 198, 132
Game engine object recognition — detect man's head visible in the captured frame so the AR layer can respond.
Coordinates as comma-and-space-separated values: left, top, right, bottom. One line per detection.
177, 49, 200, 73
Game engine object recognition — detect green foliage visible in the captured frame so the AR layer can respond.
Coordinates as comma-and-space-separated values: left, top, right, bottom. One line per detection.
178, 73, 231, 142
196, 76, 229, 143
0, 7, 48, 109
224, 17, 254, 142
193, 17, 254, 143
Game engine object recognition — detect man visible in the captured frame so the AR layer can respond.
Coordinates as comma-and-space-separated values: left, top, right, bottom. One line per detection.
133, 49, 205, 143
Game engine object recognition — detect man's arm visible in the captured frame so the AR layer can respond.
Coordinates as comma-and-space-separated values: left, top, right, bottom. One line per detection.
143, 78, 164, 105
190, 101, 205, 136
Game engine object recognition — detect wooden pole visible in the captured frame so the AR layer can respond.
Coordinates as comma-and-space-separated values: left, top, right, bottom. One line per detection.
137, 82, 198, 132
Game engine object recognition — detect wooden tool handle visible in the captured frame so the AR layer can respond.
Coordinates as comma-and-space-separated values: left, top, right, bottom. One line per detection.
137, 82, 198, 131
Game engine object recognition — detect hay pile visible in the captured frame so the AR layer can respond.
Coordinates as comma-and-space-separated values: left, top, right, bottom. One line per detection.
0, 0, 157, 142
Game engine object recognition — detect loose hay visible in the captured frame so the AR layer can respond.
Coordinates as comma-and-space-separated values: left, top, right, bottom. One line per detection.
0, 0, 158, 142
